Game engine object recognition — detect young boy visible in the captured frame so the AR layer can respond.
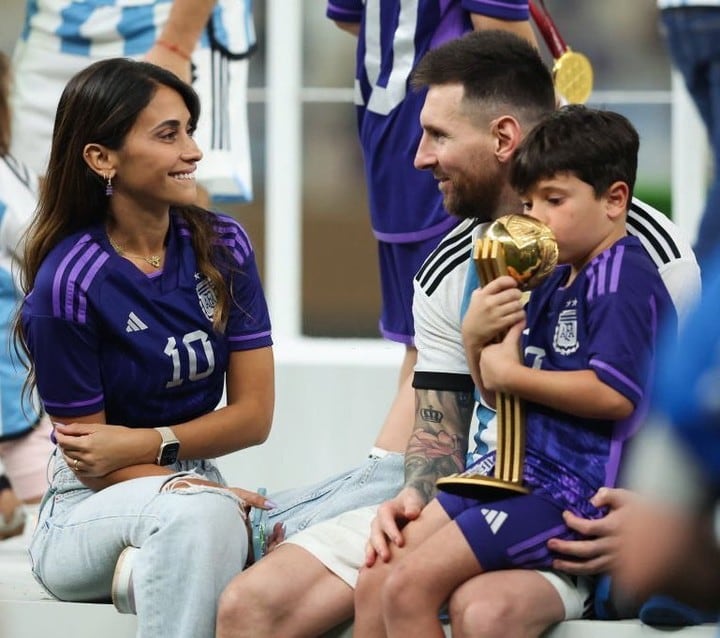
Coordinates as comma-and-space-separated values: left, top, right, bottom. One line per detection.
353, 105, 678, 637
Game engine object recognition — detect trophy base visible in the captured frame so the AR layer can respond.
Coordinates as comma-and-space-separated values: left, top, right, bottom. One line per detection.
436, 474, 529, 499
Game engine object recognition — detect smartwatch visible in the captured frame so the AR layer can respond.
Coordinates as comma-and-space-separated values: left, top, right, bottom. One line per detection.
154, 427, 180, 465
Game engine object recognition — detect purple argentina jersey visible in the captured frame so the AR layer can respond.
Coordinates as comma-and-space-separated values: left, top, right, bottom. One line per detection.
519, 236, 676, 519
326, 0, 529, 242
21, 211, 272, 428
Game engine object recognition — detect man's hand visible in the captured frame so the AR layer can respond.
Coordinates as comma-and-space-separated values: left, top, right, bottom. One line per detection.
365, 487, 426, 567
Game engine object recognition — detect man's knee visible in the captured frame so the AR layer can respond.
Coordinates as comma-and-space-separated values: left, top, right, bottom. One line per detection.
216, 572, 265, 635
382, 561, 422, 618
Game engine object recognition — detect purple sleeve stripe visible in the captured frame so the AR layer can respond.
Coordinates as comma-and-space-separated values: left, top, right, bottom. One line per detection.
609, 245, 624, 293
52, 234, 92, 317
43, 394, 104, 409
590, 358, 644, 399
65, 244, 100, 321
229, 330, 272, 342
586, 267, 596, 303
179, 228, 192, 237
218, 237, 250, 262
596, 252, 609, 297
465, 0, 529, 20
76, 251, 109, 323
216, 219, 251, 255
216, 240, 248, 267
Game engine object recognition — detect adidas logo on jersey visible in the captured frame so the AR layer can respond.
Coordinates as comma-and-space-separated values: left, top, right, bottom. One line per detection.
126, 312, 148, 333
481, 508, 508, 535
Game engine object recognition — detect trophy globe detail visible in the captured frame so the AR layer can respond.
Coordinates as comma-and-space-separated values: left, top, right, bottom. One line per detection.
436, 214, 558, 498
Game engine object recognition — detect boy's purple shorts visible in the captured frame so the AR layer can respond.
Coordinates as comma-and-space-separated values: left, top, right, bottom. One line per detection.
436, 491, 579, 571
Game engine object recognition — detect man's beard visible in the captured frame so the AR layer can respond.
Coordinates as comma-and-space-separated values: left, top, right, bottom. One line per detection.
443, 173, 502, 222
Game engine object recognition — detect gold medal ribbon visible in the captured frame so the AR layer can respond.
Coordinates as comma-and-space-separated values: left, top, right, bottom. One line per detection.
529, 0, 594, 104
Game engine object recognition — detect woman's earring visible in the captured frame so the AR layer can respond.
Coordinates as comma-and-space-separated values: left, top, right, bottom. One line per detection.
105, 174, 113, 197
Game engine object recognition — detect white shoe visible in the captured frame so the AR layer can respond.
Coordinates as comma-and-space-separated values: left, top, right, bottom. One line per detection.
112, 546, 138, 614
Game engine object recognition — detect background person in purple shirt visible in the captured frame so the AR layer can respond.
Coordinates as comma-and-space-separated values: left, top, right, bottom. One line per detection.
15, 58, 274, 638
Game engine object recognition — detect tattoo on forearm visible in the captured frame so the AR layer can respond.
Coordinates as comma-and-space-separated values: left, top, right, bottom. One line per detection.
405, 389, 474, 503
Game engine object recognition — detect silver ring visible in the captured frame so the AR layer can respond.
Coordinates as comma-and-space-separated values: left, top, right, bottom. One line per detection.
73, 458, 79, 471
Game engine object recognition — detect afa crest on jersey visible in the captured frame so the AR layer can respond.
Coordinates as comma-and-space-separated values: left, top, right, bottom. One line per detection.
553, 307, 579, 355
196, 275, 217, 321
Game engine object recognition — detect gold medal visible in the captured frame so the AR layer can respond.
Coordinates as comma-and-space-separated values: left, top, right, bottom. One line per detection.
530, 0, 594, 104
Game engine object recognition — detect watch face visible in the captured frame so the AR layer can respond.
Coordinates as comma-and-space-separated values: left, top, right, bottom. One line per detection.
159, 442, 180, 466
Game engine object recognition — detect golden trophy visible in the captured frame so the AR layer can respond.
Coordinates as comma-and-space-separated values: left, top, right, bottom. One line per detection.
436, 215, 558, 499
529, 0, 593, 105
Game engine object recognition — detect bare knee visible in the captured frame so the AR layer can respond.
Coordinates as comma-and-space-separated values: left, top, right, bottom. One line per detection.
449, 575, 565, 638
450, 593, 520, 638
354, 566, 380, 616
216, 571, 269, 638
382, 561, 425, 619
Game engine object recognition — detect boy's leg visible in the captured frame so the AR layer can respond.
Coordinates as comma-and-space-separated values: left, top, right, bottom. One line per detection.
449, 570, 570, 638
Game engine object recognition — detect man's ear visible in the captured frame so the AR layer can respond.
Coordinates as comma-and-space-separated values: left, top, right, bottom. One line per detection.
605, 181, 629, 220
83, 143, 115, 179
492, 115, 522, 163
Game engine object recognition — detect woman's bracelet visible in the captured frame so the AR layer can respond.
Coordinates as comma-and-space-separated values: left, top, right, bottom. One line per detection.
156, 38, 192, 61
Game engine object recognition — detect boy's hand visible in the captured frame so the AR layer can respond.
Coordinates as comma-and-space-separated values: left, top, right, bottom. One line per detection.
462, 275, 524, 349
479, 320, 525, 392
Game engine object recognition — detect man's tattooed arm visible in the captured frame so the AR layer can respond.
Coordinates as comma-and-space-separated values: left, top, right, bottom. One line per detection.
404, 388, 475, 504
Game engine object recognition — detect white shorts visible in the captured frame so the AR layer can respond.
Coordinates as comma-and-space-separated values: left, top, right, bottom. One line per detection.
286, 503, 592, 620
10, 39, 252, 201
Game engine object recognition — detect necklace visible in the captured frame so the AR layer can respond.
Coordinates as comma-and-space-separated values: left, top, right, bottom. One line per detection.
108, 235, 163, 269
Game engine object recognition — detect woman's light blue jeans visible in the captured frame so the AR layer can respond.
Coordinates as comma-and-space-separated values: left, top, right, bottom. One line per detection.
29, 450, 248, 638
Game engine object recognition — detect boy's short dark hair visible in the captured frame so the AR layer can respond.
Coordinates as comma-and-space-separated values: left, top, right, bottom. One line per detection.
510, 104, 639, 199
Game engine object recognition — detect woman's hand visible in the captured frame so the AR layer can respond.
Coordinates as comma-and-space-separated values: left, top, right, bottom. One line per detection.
55, 421, 157, 477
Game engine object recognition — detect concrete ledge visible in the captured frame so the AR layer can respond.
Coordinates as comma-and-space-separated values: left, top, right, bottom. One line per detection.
0, 597, 716, 638
1, 532, 716, 637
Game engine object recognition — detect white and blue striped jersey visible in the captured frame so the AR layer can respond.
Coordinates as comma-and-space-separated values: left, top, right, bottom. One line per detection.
412, 199, 700, 459
22, 211, 272, 427
19, 0, 255, 58
0, 155, 41, 439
